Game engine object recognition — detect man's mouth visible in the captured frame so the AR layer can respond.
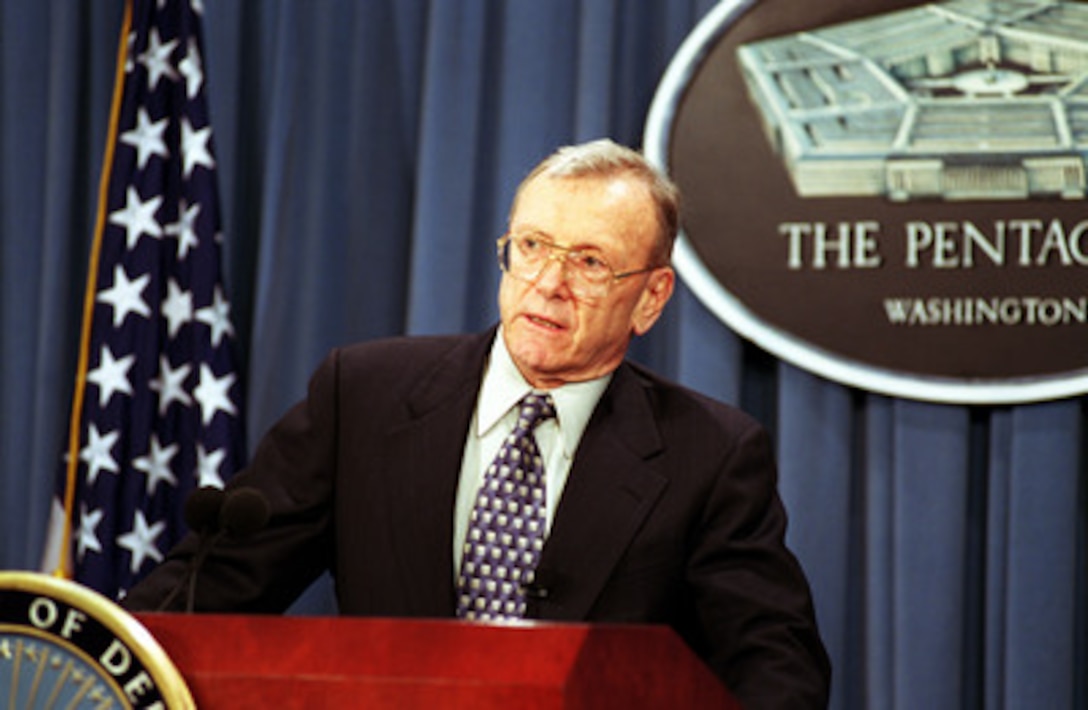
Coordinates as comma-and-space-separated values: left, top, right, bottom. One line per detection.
527, 314, 563, 330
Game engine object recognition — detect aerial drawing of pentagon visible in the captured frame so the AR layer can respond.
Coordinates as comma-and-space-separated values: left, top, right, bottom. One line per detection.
736, 0, 1088, 201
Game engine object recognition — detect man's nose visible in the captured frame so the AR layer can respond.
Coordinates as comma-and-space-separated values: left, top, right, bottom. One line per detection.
533, 252, 572, 293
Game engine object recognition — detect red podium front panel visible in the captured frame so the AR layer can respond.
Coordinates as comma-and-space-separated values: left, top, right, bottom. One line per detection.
136, 614, 739, 708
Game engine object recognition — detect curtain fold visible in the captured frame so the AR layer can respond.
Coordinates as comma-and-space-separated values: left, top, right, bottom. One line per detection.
893, 402, 972, 707
409, 0, 492, 334
1001, 401, 1082, 707
1, 2, 1084, 708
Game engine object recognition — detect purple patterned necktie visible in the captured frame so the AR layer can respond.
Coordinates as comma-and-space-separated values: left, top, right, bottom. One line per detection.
457, 392, 556, 621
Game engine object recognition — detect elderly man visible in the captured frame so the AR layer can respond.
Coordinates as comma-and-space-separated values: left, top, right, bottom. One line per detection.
125, 139, 831, 708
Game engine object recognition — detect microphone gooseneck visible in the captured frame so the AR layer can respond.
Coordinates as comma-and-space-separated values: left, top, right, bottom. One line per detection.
155, 486, 227, 612
155, 486, 271, 613
183, 486, 272, 613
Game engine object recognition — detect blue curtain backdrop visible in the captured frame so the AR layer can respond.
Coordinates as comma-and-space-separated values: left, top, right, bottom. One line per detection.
1, 2, 1084, 709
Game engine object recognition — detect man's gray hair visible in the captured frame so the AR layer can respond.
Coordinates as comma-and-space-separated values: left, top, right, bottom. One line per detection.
511, 139, 681, 265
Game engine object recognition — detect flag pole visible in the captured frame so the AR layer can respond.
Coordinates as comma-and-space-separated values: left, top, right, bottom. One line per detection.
54, 0, 134, 579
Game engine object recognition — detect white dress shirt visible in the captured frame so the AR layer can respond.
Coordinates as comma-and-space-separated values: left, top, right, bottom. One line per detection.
453, 329, 610, 575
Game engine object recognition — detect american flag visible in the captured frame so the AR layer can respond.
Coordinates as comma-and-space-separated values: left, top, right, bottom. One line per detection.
42, 0, 246, 601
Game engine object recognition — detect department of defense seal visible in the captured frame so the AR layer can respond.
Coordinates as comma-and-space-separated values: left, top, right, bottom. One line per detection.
0, 571, 193, 709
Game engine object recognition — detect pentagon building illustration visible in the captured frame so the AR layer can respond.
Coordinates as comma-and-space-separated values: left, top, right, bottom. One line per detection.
735, 0, 1088, 201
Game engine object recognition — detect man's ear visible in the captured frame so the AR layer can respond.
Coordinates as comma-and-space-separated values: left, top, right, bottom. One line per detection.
632, 267, 675, 336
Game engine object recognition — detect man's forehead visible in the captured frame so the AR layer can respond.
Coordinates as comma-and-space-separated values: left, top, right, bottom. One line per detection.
510, 174, 658, 252
508, 228, 607, 252
513, 174, 650, 219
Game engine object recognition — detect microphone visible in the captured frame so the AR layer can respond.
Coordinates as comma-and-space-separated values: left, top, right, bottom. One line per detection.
154, 486, 270, 612
184, 486, 270, 612
185, 485, 228, 534
154, 487, 226, 611
218, 487, 271, 537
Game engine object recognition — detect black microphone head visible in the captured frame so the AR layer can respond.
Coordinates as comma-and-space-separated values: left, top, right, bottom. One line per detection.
183, 486, 227, 533
219, 487, 271, 538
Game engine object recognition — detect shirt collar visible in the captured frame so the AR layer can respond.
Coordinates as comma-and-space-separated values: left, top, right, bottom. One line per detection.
478, 328, 612, 457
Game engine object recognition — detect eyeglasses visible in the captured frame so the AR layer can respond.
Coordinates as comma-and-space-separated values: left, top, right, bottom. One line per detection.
497, 232, 660, 300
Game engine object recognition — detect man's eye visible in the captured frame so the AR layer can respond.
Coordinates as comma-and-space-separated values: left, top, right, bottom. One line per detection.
519, 236, 542, 252
576, 253, 607, 272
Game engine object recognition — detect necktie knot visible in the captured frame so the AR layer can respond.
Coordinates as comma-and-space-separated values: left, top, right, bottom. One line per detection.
516, 393, 556, 434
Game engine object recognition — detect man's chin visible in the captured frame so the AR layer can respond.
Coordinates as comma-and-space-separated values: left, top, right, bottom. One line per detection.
507, 345, 568, 388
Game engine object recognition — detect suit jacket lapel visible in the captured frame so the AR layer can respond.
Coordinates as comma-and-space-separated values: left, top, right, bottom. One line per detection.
532, 363, 669, 620
379, 330, 494, 615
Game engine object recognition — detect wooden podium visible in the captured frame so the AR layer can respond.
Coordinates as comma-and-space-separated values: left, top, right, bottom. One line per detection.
136, 613, 740, 708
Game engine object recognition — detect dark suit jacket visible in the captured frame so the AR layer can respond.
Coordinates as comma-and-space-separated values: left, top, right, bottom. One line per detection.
125, 328, 831, 708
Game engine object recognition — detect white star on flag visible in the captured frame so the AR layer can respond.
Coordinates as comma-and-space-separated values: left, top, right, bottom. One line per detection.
149, 355, 193, 414
138, 27, 179, 89
195, 443, 227, 488
164, 198, 201, 259
161, 279, 194, 338
86, 345, 136, 407
109, 185, 164, 250
133, 434, 180, 496
77, 505, 104, 561
178, 36, 203, 99
120, 107, 170, 170
97, 264, 153, 327
79, 424, 120, 486
196, 286, 235, 346
117, 511, 167, 574
193, 363, 237, 426
180, 116, 215, 177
